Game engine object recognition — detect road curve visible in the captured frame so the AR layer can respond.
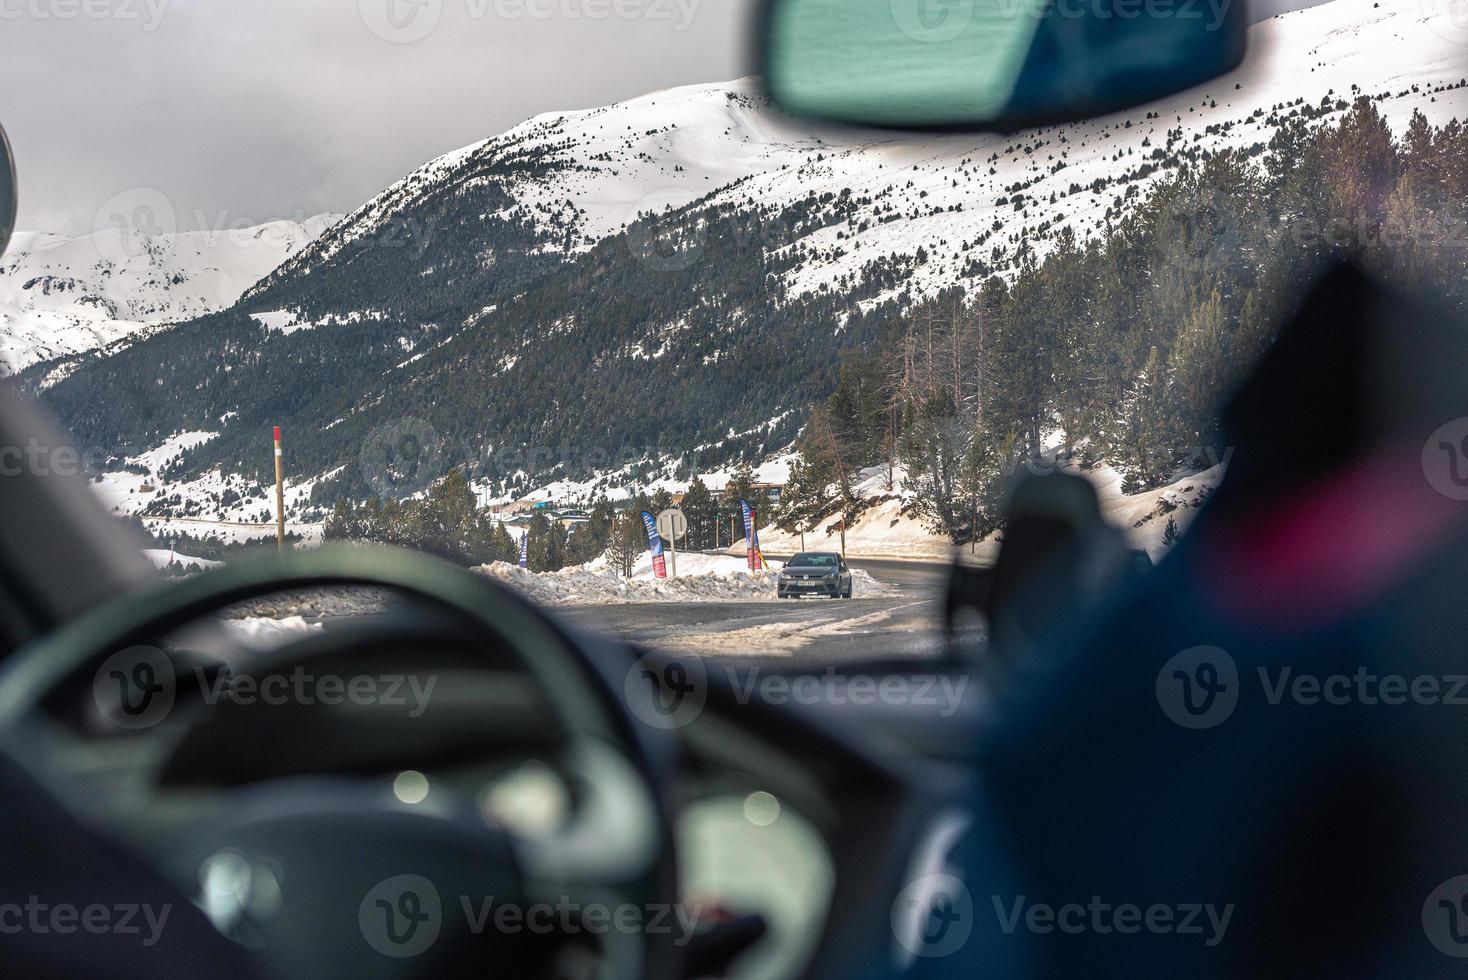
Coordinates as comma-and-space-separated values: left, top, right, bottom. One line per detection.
555, 555, 955, 662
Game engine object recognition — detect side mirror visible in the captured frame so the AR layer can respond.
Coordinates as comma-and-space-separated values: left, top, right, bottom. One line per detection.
0, 124, 14, 257
758, 0, 1247, 132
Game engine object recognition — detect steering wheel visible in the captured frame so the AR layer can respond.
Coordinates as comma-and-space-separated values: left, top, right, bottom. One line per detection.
0, 546, 683, 980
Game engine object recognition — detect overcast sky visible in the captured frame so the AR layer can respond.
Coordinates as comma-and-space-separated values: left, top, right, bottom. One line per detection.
1, 0, 752, 234
3, 0, 1326, 235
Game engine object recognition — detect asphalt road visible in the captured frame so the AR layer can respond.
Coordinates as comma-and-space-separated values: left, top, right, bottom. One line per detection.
555, 556, 957, 662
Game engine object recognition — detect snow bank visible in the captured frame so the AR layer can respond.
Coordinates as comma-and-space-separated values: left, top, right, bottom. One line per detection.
1094, 463, 1224, 558
219, 616, 324, 651
478, 555, 885, 605
143, 548, 222, 571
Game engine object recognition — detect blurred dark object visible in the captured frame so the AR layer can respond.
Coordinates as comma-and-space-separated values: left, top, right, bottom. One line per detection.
0, 123, 13, 256
951, 262, 1468, 977
0, 386, 153, 655
683, 913, 767, 978
947, 471, 1132, 679
0, 747, 262, 979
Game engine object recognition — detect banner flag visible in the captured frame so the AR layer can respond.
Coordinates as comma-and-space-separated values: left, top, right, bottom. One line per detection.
641, 511, 668, 579
518, 530, 529, 569
739, 498, 763, 571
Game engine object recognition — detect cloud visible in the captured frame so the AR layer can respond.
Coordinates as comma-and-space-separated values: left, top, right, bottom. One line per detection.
0, 0, 750, 233
0, 0, 1335, 234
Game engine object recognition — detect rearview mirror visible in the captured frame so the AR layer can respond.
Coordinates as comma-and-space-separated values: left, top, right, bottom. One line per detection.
0, 124, 14, 257
758, 0, 1247, 132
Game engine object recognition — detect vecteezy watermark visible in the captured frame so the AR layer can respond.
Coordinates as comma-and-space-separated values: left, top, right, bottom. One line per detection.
623, 187, 798, 274
358, 0, 441, 43
358, 0, 700, 43
1009, 441, 1232, 482
991, 895, 1234, 947
1424, 875, 1468, 957
91, 187, 176, 264
625, 187, 707, 272
475, 442, 695, 480
1158, 646, 1468, 730
358, 876, 705, 957
91, 647, 439, 731
725, 668, 970, 717
624, 652, 709, 730
1155, 646, 1239, 730
87, 195, 426, 263
1257, 667, 1468, 708
360, 876, 442, 958
892, 873, 974, 959
890, 0, 977, 44
360, 417, 447, 499
0, 439, 112, 479
624, 658, 970, 731
196, 666, 437, 718
1423, 418, 1468, 501
0, 897, 172, 946
93, 646, 176, 730
0, 0, 168, 30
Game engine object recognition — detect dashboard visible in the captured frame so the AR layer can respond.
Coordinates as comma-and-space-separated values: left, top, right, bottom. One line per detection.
27, 590, 965, 980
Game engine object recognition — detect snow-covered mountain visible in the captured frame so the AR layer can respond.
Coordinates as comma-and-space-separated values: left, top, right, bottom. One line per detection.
0, 214, 339, 374
29, 0, 1468, 534
259, 0, 1467, 315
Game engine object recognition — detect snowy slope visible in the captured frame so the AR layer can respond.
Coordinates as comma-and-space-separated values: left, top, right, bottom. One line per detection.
249, 80, 835, 297
0, 214, 340, 373
255, 0, 1468, 319
695, 0, 1468, 305
92, 430, 329, 544
749, 459, 1226, 563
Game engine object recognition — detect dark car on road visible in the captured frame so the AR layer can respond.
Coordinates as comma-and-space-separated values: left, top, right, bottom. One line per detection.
777, 552, 853, 599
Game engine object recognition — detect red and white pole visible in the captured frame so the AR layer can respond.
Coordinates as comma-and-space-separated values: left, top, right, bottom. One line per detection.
273, 426, 286, 552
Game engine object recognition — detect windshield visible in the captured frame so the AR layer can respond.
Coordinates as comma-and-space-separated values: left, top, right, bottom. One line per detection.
0, 0, 1458, 665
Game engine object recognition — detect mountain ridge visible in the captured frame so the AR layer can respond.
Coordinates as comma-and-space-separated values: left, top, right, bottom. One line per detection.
19, 0, 1468, 529
0, 213, 340, 375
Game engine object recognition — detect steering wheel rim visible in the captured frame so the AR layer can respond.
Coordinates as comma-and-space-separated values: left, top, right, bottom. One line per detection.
0, 545, 683, 979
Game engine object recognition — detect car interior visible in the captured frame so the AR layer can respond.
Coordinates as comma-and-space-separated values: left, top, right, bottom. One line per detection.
4, 0, 1468, 977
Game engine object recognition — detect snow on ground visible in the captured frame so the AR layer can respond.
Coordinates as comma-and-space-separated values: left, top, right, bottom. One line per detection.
218, 616, 324, 651
754, 464, 963, 563
90, 429, 326, 544
143, 549, 222, 571
250, 308, 387, 336
482, 445, 797, 510
1091, 462, 1225, 558
587, 550, 761, 579
0, 214, 340, 374
479, 553, 885, 605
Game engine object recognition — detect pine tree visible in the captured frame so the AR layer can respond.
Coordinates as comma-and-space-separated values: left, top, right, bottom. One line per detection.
1162, 516, 1180, 548
679, 477, 716, 550
605, 511, 646, 577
